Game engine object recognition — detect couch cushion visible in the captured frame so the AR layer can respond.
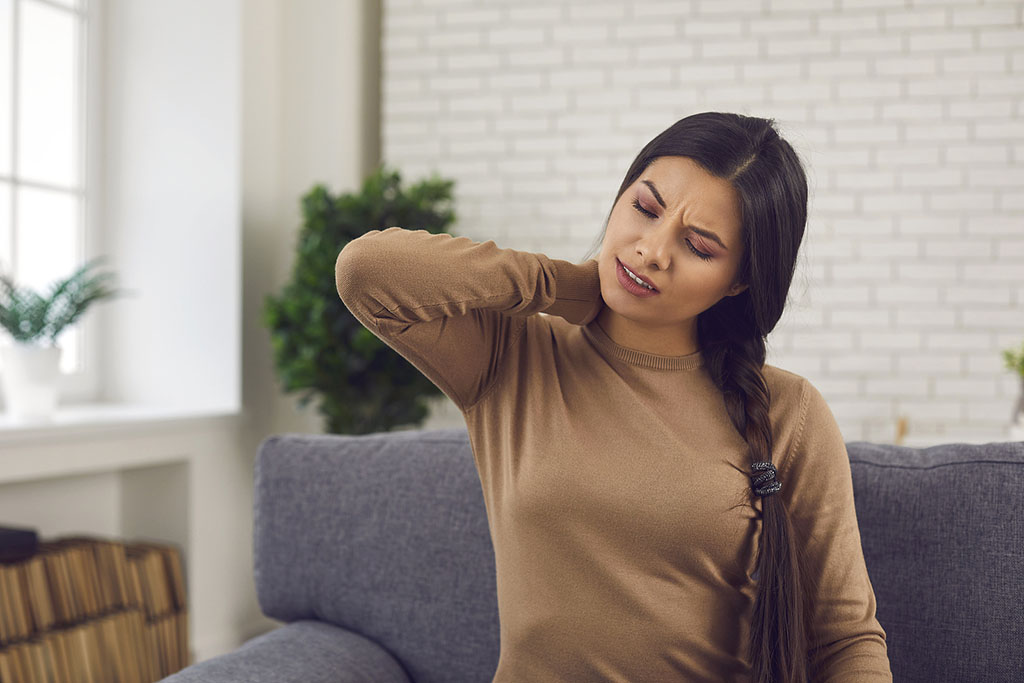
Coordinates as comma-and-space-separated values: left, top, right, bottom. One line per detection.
158, 620, 410, 682
847, 439, 1024, 682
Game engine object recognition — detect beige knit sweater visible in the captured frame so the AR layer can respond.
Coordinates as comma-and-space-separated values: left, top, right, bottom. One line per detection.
335, 226, 892, 682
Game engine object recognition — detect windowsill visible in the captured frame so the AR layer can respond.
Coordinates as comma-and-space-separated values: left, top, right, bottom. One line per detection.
0, 402, 243, 446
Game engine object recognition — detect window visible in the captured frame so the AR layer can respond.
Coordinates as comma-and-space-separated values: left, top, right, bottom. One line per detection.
0, 0, 91, 377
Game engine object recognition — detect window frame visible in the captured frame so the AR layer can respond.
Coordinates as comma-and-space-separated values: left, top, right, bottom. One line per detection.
2, 0, 103, 403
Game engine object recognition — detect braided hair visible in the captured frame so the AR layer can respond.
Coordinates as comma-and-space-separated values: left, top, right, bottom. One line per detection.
582, 112, 816, 682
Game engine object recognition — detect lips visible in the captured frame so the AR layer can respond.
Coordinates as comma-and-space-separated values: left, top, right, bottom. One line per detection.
617, 258, 658, 291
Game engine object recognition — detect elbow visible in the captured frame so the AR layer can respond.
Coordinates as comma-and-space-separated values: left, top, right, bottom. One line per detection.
335, 231, 384, 303
335, 227, 406, 311
335, 241, 362, 304
811, 633, 892, 682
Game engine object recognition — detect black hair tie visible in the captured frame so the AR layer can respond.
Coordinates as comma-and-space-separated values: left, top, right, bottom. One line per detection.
750, 461, 782, 496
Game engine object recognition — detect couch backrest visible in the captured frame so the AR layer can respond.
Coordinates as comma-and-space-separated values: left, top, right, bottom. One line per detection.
253, 429, 1024, 682
253, 428, 500, 683
846, 439, 1024, 682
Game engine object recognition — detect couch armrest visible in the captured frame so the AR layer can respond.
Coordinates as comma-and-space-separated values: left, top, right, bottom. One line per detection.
157, 620, 411, 683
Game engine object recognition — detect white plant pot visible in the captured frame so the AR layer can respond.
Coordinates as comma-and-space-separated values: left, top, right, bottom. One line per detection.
0, 341, 63, 421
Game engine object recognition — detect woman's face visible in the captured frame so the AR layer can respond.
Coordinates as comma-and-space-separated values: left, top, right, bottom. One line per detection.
596, 155, 748, 356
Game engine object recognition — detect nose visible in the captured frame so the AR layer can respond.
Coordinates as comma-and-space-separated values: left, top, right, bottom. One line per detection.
636, 224, 673, 272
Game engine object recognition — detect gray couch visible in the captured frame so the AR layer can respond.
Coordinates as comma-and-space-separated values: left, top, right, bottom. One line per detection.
161, 428, 1024, 683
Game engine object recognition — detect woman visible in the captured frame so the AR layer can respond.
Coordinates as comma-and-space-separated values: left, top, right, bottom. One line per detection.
336, 112, 892, 682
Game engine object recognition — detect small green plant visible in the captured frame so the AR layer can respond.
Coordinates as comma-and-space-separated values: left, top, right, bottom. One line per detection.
263, 163, 457, 434
1004, 340, 1024, 377
0, 256, 126, 345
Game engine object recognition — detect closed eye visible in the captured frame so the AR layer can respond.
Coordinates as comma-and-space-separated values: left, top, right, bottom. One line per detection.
631, 198, 713, 262
632, 197, 657, 219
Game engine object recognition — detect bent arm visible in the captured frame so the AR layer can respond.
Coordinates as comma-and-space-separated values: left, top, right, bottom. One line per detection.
335, 226, 602, 411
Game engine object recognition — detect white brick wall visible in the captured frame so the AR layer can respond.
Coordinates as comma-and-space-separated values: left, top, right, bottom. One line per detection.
381, 0, 1024, 443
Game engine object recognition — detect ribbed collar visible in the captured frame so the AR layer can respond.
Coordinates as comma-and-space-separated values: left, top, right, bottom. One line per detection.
582, 318, 705, 371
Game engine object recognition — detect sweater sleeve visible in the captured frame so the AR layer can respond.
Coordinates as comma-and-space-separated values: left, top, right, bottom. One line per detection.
334, 226, 604, 412
778, 379, 893, 683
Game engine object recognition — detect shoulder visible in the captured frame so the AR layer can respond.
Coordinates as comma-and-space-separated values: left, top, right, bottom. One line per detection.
761, 362, 813, 419
519, 312, 598, 367
495, 311, 562, 366
761, 364, 837, 455
530, 310, 567, 341
762, 363, 846, 473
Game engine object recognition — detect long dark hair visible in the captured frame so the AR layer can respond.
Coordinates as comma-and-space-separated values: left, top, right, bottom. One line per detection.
584, 112, 814, 683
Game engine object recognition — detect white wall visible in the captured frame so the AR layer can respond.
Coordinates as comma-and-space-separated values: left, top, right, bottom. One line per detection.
100, 0, 241, 413
242, 0, 385, 443
381, 0, 1024, 443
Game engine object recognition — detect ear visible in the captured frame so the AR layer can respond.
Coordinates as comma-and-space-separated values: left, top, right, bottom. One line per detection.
727, 282, 748, 297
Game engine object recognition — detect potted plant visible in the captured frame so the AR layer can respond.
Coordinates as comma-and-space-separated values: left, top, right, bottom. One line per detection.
1003, 340, 1024, 430
0, 256, 126, 421
263, 163, 456, 434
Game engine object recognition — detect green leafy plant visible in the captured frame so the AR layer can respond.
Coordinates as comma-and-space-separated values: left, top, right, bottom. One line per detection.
263, 163, 457, 434
0, 256, 126, 345
1004, 340, 1024, 377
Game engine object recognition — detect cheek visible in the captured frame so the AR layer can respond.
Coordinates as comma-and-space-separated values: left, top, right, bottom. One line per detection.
603, 221, 641, 256
608, 202, 639, 234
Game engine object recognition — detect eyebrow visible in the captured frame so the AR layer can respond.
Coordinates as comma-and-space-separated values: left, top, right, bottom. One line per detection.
641, 179, 729, 251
